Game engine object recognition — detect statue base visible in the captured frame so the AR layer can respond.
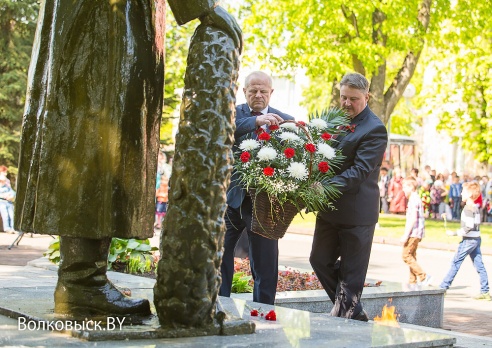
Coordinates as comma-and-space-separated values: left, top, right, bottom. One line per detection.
0, 258, 254, 341
0, 284, 254, 341
0, 259, 462, 347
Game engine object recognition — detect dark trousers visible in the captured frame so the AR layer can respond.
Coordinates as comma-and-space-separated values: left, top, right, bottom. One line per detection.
451, 197, 461, 220
219, 195, 279, 305
310, 217, 375, 319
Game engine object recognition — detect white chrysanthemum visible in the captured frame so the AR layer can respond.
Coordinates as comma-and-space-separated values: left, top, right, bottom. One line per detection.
309, 118, 328, 130
257, 147, 277, 161
278, 132, 301, 142
280, 123, 297, 131
287, 162, 308, 180
239, 139, 260, 151
318, 143, 336, 159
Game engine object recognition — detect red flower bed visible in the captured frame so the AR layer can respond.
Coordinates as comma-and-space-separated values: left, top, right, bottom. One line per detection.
234, 258, 382, 291
234, 258, 323, 291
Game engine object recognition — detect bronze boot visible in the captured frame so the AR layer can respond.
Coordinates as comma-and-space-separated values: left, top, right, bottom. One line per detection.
54, 237, 151, 318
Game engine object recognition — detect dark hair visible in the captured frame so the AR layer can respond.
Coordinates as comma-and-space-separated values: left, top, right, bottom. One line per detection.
381, 167, 388, 172
340, 73, 369, 93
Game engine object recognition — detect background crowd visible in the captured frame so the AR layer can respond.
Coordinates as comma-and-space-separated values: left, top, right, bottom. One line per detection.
379, 162, 492, 223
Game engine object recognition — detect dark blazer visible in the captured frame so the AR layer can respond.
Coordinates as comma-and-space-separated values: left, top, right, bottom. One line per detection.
226, 103, 294, 208
320, 105, 388, 225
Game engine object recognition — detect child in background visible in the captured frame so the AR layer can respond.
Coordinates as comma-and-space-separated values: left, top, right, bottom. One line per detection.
401, 178, 432, 287
441, 182, 490, 300
0, 174, 15, 233
154, 176, 169, 229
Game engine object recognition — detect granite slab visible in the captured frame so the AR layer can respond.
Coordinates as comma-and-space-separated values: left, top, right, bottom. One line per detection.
0, 258, 455, 346
234, 279, 445, 328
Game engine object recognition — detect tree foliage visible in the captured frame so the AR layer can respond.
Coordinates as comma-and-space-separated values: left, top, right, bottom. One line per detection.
161, 5, 196, 145
428, 1, 492, 163
0, 0, 38, 171
3, 0, 491, 166
238, 0, 450, 125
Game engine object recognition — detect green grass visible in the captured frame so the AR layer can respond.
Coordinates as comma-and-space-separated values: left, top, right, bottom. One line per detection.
291, 213, 492, 248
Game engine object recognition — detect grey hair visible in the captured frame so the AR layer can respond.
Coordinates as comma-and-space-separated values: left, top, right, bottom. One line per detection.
244, 71, 273, 88
340, 73, 369, 93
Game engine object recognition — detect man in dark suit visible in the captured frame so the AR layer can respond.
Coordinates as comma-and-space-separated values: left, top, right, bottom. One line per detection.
310, 73, 388, 321
219, 71, 294, 304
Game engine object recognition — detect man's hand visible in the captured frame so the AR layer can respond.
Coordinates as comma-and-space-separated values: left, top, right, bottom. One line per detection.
255, 113, 284, 127
400, 236, 408, 244
200, 6, 243, 53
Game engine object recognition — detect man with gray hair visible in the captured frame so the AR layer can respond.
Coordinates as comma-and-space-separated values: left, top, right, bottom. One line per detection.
219, 71, 294, 305
310, 72, 388, 321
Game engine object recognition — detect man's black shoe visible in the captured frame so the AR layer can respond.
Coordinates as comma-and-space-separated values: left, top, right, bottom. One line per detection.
352, 309, 369, 322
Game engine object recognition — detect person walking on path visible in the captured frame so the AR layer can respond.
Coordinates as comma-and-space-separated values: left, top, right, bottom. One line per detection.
309, 72, 388, 321
400, 178, 431, 287
440, 181, 491, 300
219, 71, 294, 305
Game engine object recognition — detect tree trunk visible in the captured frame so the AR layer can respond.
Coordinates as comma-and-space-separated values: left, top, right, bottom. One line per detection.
368, 9, 387, 121
381, 0, 431, 125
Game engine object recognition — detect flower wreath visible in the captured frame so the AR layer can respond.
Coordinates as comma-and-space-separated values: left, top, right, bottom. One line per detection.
234, 107, 350, 214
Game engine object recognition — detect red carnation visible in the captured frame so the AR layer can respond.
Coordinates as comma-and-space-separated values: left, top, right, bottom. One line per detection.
321, 133, 332, 140
255, 127, 264, 134
297, 121, 306, 127
318, 161, 329, 173
250, 309, 259, 316
265, 310, 277, 321
269, 125, 279, 131
305, 143, 316, 153
345, 124, 356, 133
258, 132, 271, 141
284, 148, 295, 159
263, 167, 275, 176
240, 152, 251, 163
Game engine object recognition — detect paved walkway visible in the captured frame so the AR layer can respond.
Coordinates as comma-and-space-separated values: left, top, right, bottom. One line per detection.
1, 228, 492, 345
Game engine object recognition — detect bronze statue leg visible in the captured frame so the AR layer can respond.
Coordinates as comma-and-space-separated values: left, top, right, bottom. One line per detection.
153, 24, 240, 328
54, 236, 151, 318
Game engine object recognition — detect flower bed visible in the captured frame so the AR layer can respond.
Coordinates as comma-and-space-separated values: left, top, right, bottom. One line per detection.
234, 258, 323, 292
233, 258, 382, 293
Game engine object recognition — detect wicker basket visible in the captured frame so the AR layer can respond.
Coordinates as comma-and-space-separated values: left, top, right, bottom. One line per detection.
249, 190, 302, 240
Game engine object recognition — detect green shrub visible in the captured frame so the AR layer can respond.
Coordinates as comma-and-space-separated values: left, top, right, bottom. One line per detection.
231, 272, 253, 293
108, 238, 158, 273
44, 237, 158, 274
43, 237, 60, 264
